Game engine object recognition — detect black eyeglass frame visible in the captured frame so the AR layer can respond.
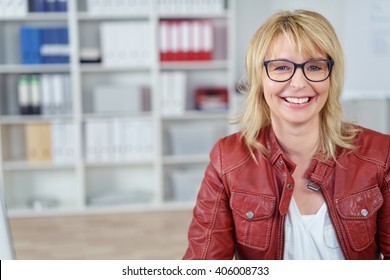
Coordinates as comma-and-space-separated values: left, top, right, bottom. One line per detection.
263, 58, 334, 83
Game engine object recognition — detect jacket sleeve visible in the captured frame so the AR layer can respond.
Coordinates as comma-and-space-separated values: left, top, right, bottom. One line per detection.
378, 135, 390, 260
183, 140, 235, 260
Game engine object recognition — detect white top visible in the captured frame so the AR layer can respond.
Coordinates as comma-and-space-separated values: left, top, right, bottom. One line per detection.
283, 197, 344, 260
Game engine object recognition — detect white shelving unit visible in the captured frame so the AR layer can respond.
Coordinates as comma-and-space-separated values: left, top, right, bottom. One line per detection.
0, 0, 237, 217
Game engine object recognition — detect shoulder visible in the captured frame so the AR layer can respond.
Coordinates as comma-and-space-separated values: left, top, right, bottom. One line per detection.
350, 126, 390, 166
209, 132, 252, 175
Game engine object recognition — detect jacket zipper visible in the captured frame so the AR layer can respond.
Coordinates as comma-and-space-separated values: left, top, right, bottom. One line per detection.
276, 214, 286, 259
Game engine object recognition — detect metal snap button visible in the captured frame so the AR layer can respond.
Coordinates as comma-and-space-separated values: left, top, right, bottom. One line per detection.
278, 160, 283, 165
246, 211, 254, 219
287, 184, 293, 190
360, 209, 369, 217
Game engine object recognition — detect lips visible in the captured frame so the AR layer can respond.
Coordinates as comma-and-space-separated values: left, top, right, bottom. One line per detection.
283, 97, 311, 104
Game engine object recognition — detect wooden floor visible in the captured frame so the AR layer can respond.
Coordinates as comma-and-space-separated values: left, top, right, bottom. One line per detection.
9, 210, 193, 260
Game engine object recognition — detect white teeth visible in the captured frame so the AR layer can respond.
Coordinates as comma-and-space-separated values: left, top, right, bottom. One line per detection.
285, 97, 310, 104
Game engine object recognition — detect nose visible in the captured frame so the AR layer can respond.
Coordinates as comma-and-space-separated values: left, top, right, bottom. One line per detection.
289, 67, 307, 89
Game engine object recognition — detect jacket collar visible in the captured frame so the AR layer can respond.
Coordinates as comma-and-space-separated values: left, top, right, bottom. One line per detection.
261, 125, 335, 186
263, 125, 296, 173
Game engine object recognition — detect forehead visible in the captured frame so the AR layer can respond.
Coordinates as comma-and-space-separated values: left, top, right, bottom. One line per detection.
266, 33, 326, 60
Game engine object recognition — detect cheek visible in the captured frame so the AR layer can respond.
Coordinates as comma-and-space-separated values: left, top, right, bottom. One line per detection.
319, 78, 330, 92
314, 81, 330, 99
263, 80, 286, 103
262, 74, 278, 96
262, 80, 275, 105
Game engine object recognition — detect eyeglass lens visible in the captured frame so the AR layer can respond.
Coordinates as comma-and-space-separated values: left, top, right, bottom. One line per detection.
266, 60, 331, 82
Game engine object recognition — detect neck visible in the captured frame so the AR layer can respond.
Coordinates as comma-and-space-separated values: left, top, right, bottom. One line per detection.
272, 120, 320, 162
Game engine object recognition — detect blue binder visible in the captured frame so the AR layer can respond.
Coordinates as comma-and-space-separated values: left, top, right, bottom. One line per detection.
41, 27, 57, 63
41, 26, 69, 64
58, 27, 69, 63
56, 0, 68, 12
32, 0, 46, 12
20, 26, 42, 64
45, 0, 56, 12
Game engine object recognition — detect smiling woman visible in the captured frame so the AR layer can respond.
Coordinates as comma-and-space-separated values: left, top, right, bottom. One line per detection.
183, 9, 390, 260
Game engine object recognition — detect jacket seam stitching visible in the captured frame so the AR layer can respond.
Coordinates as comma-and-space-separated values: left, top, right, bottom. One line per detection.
341, 219, 376, 252
200, 182, 224, 260
221, 153, 252, 176
385, 136, 390, 187
352, 151, 385, 168
236, 215, 272, 251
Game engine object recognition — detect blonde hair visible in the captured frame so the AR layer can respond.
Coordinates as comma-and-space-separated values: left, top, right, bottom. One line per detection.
238, 9, 359, 160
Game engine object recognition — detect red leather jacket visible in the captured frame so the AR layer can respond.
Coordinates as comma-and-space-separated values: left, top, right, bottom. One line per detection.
183, 126, 390, 260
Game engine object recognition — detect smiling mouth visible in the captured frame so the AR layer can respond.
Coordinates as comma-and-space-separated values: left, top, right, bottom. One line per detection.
284, 97, 311, 104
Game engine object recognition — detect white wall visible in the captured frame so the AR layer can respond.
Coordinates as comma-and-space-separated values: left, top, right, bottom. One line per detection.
343, 0, 390, 93
235, 0, 268, 82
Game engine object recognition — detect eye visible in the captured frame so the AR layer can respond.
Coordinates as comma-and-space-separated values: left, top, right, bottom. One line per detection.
274, 65, 291, 71
306, 65, 321, 71
305, 61, 328, 72
269, 61, 293, 72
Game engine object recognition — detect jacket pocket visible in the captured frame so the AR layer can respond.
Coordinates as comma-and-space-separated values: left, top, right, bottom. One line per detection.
335, 186, 384, 252
230, 191, 276, 251
324, 223, 340, 249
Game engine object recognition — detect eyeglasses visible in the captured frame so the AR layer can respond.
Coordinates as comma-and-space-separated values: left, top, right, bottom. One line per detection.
263, 59, 334, 82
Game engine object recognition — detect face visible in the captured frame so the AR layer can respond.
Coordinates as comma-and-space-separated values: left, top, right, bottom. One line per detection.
262, 35, 330, 129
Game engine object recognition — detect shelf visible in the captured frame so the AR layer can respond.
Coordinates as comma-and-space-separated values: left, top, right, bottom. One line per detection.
2, 161, 75, 171
163, 154, 209, 165
0, 13, 68, 22
80, 64, 151, 73
0, 64, 70, 74
84, 160, 154, 167
0, 0, 236, 217
158, 12, 229, 19
77, 12, 149, 21
82, 112, 152, 120
0, 115, 74, 124
7, 205, 85, 218
160, 60, 228, 70
7, 200, 195, 218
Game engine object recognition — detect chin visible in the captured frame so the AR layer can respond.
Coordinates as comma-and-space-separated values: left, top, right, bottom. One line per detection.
285, 115, 320, 126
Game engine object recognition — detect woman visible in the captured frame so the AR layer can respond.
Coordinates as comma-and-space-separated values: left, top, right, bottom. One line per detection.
183, 10, 390, 260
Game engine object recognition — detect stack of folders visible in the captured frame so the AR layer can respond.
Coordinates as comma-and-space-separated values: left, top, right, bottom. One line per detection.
158, 0, 225, 15
17, 74, 72, 116
19, 26, 69, 64
159, 20, 214, 61
0, 0, 27, 17
86, 0, 150, 15
24, 122, 74, 163
50, 121, 74, 163
100, 22, 152, 67
28, 0, 68, 12
85, 119, 154, 163
25, 123, 52, 162
17, 75, 41, 115
160, 71, 187, 116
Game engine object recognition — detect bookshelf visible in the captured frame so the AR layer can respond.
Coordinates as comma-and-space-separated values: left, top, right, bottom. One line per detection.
0, 0, 237, 217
